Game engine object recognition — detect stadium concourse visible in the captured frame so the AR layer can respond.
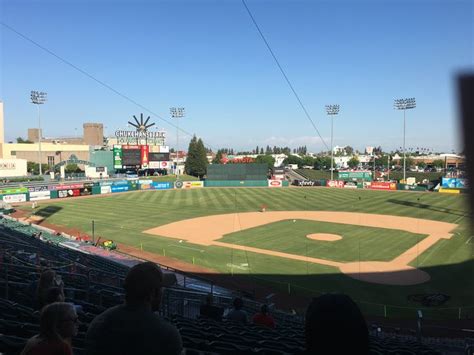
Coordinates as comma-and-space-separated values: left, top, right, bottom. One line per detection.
0, 216, 471, 354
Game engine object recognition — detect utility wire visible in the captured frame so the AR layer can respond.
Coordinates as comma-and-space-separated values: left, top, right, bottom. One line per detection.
0, 21, 199, 145
241, 0, 329, 150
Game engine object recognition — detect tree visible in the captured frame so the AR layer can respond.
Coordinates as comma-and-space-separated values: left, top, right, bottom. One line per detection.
17, 137, 33, 144
185, 135, 208, 178
301, 156, 314, 167
27, 162, 50, 175
212, 149, 224, 164
432, 159, 444, 169
417, 161, 427, 169
65, 163, 82, 173
283, 155, 304, 168
260, 147, 264, 154
314, 156, 333, 170
347, 156, 360, 169
345, 146, 354, 155
255, 155, 275, 169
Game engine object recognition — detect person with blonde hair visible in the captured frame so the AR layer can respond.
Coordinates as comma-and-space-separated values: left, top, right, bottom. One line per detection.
21, 302, 79, 355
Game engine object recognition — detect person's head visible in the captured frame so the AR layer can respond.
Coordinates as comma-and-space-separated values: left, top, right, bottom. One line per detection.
260, 304, 268, 315
305, 294, 369, 354
124, 262, 175, 310
233, 297, 243, 310
40, 302, 78, 341
45, 287, 65, 305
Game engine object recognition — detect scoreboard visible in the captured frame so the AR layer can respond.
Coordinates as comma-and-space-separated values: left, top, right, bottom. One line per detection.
122, 146, 141, 167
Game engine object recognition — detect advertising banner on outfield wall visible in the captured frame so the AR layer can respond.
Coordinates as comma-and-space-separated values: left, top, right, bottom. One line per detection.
29, 191, 51, 201
111, 185, 129, 193
2, 194, 27, 203
0, 187, 28, 195
181, 181, 204, 189
148, 161, 170, 169
101, 186, 112, 194
442, 178, 468, 189
344, 182, 358, 189
58, 189, 81, 198
369, 181, 397, 190
52, 183, 84, 191
296, 180, 323, 187
28, 185, 49, 193
151, 182, 173, 190
326, 180, 344, 188
268, 180, 283, 188
139, 179, 152, 190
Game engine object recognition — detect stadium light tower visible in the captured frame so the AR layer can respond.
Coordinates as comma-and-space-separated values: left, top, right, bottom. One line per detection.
170, 107, 185, 179
30, 91, 47, 175
394, 98, 416, 181
325, 104, 340, 181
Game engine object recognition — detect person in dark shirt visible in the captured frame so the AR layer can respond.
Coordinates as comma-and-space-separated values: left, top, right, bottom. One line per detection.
225, 297, 248, 324
304, 294, 369, 354
199, 294, 224, 321
85, 262, 182, 355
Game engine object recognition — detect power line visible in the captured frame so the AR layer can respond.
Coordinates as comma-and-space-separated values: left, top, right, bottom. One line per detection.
241, 0, 329, 150
0, 21, 199, 145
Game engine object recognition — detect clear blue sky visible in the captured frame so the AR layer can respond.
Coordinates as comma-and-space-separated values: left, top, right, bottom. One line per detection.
1, 0, 472, 153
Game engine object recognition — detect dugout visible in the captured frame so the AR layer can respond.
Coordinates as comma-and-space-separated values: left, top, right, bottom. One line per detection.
207, 164, 268, 181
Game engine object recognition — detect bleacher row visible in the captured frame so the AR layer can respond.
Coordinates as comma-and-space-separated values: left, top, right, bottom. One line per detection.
0, 216, 456, 354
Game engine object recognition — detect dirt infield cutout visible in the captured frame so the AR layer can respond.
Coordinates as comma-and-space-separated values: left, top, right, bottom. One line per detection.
144, 211, 457, 286
307, 233, 342, 242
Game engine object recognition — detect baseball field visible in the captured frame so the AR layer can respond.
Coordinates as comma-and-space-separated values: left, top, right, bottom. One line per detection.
21, 187, 473, 319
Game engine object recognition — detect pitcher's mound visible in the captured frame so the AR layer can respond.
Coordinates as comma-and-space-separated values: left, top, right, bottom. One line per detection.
307, 233, 342, 242
339, 261, 430, 286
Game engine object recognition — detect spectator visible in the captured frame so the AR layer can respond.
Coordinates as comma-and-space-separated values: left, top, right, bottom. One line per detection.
85, 261, 182, 355
199, 294, 224, 321
45, 287, 66, 305
37, 270, 64, 310
304, 294, 369, 354
252, 304, 275, 329
225, 297, 248, 324
21, 302, 78, 355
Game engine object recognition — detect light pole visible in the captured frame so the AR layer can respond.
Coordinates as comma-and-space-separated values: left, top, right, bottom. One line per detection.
325, 104, 340, 181
170, 107, 185, 179
31, 91, 47, 175
394, 98, 416, 182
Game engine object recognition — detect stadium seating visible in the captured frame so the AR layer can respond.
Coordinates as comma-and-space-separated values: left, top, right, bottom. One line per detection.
0, 216, 463, 354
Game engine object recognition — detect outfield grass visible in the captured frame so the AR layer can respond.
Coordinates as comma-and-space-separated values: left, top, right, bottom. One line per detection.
25, 187, 473, 318
221, 220, 428, 262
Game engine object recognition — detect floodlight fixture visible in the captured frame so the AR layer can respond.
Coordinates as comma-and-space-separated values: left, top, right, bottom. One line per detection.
325, 104, 340, 180
394, 97, 416, 181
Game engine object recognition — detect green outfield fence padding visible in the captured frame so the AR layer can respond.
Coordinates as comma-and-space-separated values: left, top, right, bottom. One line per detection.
92, 186, 102, 195
204, 180, 268, 187
50, 190, 58, 199
207, 164, 268, 181
127, 181, 138, 191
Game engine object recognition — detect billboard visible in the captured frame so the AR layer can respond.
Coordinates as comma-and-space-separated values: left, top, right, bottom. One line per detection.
442, 178, 468, 189
149, 152, 170, 162
370, 181, 397, 190
101, 186, 112, 194
113, 145, 123, 169
326, 180, 344, 188
2, 194, 27, 203
268, 180, 283, 188
58, 189, 81, 198
111, 185, 129, 193
151, 181, 173, 190
122, 145, 141, 167
141, 145, 149, 168
0, 187, 28, 195
338, 171, 372, 180
30, 191, 51, 201
295, 180, 323, 187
